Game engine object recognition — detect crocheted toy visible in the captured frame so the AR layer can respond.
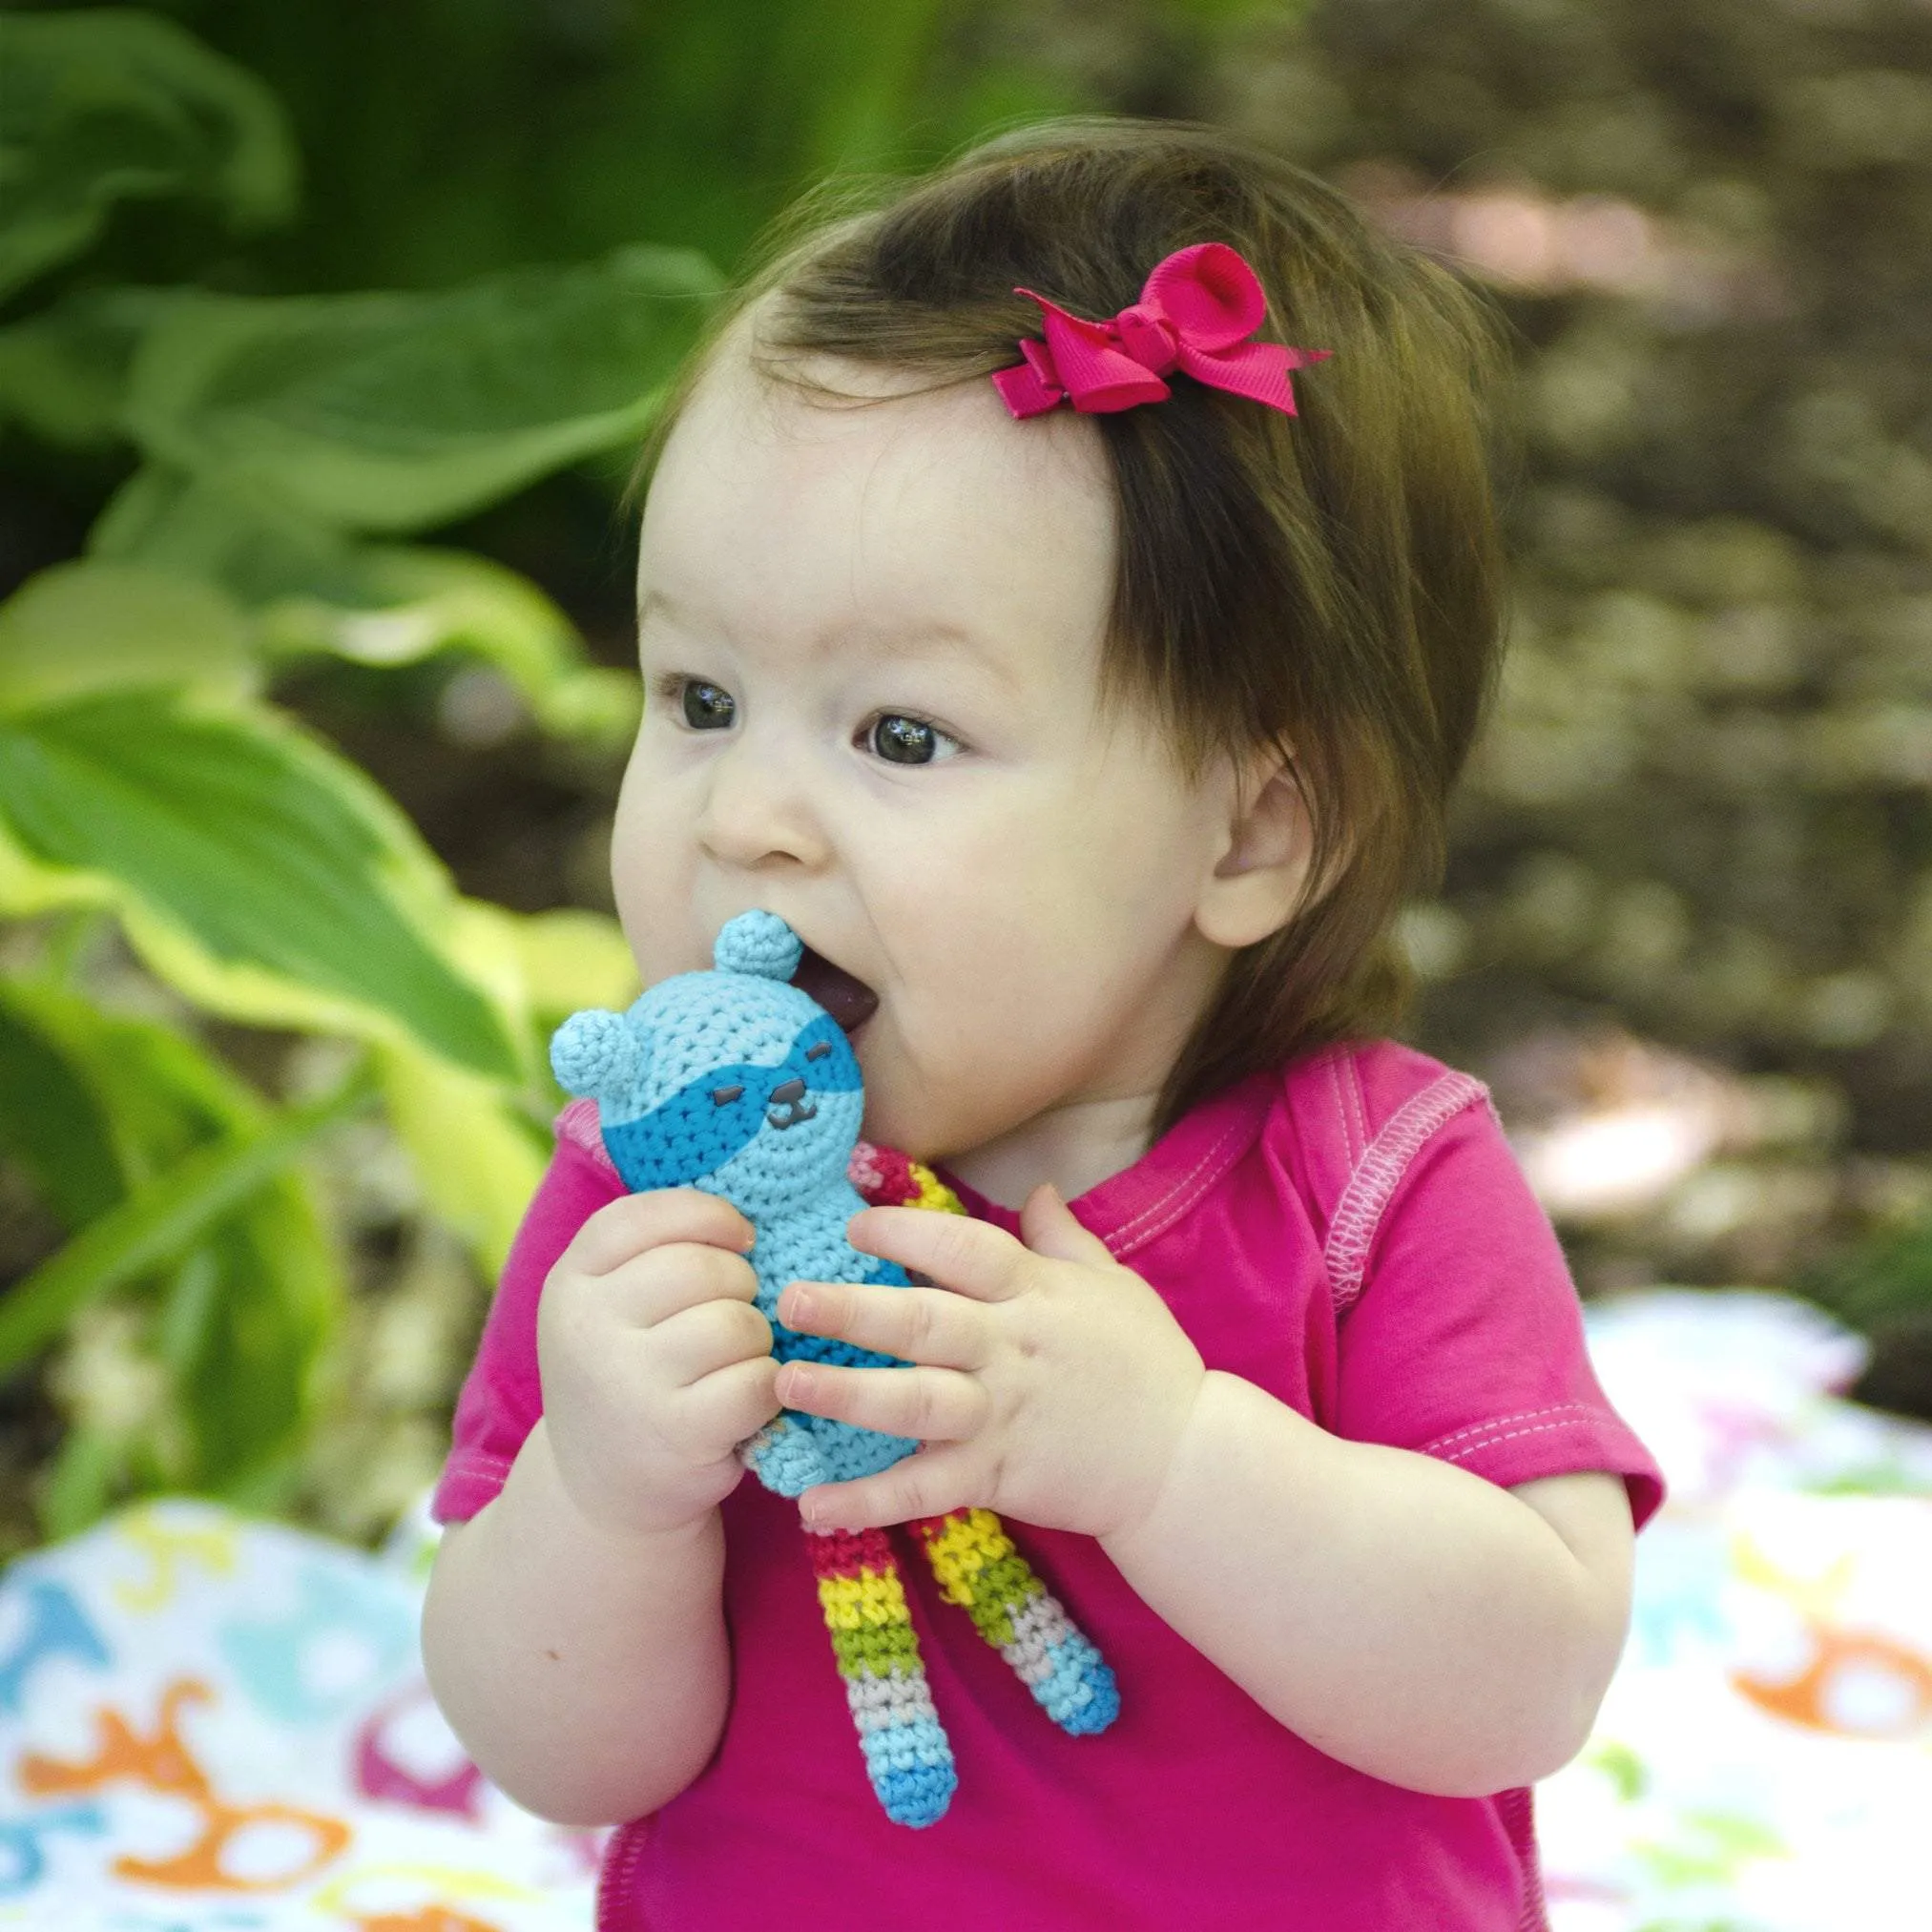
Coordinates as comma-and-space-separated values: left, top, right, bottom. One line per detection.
550, 910, 1119, 1827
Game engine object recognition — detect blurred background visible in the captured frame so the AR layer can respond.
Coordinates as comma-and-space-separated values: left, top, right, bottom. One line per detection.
1, 0, 1929, 1566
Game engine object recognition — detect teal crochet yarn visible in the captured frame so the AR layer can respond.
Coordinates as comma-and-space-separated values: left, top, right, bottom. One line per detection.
550, 911, 1120, 1831
551, 910, 922, 1495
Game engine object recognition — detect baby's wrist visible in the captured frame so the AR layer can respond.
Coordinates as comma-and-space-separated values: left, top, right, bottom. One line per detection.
1091, 1360, 1213, 1548
526, 1419, 728, 1549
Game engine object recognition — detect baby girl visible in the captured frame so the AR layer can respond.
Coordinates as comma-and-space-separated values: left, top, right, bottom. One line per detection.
422, 117, 1664, 1929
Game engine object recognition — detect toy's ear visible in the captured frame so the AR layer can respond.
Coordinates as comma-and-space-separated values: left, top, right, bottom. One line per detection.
550, 1008, 645, 1098
714, 909, 803, 981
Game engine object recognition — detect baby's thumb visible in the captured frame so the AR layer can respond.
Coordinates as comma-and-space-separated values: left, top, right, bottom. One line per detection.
1020, 1183, 1114, 1267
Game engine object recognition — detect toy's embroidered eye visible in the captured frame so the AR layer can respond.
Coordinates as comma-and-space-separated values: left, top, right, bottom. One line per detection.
682, 681, 736, 730
865, 713, 960, 765
805, 1041, 831, 1061
711, 1083, 744, 1106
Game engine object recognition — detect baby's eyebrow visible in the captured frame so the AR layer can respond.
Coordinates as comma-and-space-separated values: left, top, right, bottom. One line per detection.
817, 619, 1021, 692
638, 587, 1021, 693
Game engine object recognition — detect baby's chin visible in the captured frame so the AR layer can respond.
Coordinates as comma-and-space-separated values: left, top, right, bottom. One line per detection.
854, 1064, 951, 1169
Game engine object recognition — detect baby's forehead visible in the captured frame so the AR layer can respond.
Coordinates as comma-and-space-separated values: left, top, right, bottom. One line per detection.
635, 345, 1121, 700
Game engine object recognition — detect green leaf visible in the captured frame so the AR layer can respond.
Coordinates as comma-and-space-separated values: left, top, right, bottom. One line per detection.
0, 692, 518, 1076
262, 545, 642, 740
2, 972, 265, 1174
0, 560, 255, 712
0, 1058, 370, 1373
0, 980, 345, 1517
38, 1426, 123, 1543
0, 10, 298, 301
162, 1176, 336, 1490
89, 465, 377, 607
500, 905, 640, 1029
90, 468, 641, 739
375, 1039, 548, 1275
779, 0, 948, 180
0, 981, 124, 1228
123, 245, 722, 532
0, 287, 175, 448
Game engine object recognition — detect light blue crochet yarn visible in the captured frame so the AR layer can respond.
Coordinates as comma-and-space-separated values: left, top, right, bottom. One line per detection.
549, 910, 921, 1495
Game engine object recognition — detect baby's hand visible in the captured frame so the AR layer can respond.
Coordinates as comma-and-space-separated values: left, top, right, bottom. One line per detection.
772, 1188, 1206, 1539
536, 1189, 779, 1539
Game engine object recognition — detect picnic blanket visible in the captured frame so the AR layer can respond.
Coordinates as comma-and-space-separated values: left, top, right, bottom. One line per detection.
3, 1287, 1930, 1931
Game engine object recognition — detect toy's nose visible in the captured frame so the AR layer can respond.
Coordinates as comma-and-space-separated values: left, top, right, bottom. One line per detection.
765, 1075, 816, 1131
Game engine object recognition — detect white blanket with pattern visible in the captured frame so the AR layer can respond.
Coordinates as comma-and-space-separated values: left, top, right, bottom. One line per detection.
3, 1288, 1929, 1931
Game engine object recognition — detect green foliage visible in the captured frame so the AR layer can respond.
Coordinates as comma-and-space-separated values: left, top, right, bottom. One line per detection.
0, 559, 253, 704
0, 975, 361, 1527
114, 246, 718, 531
0, 7, 749, 1541
0, 9, 297, 301
0, 692, 521, 1075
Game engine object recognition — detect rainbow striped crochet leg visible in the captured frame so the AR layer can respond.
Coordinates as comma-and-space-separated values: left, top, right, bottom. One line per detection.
805, 1524, 957, 1827
910, 1508, 1120, 1735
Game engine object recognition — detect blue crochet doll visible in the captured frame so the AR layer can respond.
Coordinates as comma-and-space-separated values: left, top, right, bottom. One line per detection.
550, 910, 1118, 1828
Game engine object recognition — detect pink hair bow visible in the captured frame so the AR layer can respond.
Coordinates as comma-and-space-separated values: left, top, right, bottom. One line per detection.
991, 241, 1330, 421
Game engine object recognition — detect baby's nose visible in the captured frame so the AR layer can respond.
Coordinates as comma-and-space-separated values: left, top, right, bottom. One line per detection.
769, 1077, 806, 1105
696, 737, 829, 872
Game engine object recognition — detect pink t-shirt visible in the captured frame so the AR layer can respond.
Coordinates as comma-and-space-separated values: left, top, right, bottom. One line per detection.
434, 1040, 1664, 1931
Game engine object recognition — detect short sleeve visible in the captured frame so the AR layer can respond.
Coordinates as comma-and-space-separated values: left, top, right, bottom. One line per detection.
430, 1136, 626, 1524
1328, 1099, 1666, 1532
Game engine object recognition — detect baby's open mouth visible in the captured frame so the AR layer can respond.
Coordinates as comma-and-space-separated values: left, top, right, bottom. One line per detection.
791, 945, 879, 1034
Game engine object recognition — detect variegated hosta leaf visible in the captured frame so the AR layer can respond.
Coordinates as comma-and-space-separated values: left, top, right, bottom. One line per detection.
375, 903, 638, 1270
85, 475, 640, 740
0, 692, 519, 1078
0, 560, 256, 712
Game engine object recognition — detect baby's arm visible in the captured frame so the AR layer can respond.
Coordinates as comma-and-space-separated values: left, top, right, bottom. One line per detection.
1098, 1380, 1634, 1797
421, 1190, 779, 1827
775, 1187, 1634, 1800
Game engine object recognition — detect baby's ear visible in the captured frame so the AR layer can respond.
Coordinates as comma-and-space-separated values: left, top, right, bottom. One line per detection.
1195, 751, 1317, 949
550, 1008, 647, 1098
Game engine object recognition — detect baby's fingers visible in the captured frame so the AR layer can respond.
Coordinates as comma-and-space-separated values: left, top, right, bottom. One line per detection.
800, 1445, 981, 1531
564, 1188, 753, 1277
651, 1298, 773, 1385
669, 1355, 781, 1459
776, 1361, 988, 1444
777, 1280, 988, 1369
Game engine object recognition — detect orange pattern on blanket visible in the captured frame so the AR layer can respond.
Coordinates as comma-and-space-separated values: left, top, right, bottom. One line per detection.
1732, 1624, 1932, 1738
352, 1910, 504, 1932
18, 1675, 352, 1888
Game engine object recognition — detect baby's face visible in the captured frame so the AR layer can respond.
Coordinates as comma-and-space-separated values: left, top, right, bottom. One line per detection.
612, 340, 1240, 1176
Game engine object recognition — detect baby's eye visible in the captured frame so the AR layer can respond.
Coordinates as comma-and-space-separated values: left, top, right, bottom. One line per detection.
679, 680, 736, 731
711, 1083, 744, 1106
863, 713, 962, 766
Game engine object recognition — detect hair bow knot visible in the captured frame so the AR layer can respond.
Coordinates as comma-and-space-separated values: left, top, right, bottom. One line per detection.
991, 241, 1329, 421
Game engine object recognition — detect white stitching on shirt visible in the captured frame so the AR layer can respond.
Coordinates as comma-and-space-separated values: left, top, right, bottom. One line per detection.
1436, 1417, 1600, 1465
1109, 1113, 1257, 1257
441, 1451, 513, 1483
1323, 1069, 1491, 1316
1322, 1049, 1361, 1166
1342, 1052, 1367, 1161
1420, 1404, 1595, 1456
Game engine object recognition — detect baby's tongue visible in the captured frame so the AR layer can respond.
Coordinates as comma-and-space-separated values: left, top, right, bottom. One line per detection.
791, 945, 880, 1033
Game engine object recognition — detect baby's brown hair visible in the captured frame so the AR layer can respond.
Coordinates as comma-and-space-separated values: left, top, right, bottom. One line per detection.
639, 117, 1508, 1135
